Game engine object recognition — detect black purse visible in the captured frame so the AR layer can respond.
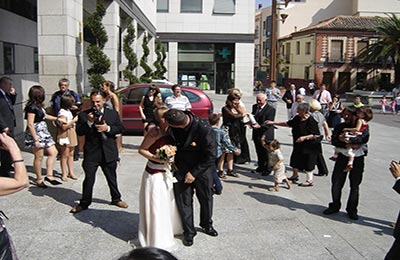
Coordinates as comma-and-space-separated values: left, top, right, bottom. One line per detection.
0, 211, 18, 260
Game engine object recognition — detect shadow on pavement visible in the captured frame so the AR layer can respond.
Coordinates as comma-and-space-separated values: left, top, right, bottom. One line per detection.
73, 208, 138, 242
244, 191, 393, 236
28, 186, 109, 207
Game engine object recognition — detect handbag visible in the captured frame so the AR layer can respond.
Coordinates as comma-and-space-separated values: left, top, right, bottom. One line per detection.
0, 211, 18, 260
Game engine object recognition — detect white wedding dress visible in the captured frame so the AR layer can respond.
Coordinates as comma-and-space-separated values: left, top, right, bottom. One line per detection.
138, 137, 183, 250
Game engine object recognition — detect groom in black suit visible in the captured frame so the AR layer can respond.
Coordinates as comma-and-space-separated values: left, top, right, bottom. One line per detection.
70, 91, 127, 213
251, 93, 276, 175
164, 109, 218, 247
0, 77, 17, 177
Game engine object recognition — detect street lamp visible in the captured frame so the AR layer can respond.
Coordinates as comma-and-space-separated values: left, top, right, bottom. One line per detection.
269, 0, 290, 82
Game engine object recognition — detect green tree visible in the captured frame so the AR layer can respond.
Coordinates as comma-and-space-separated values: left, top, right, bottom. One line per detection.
140, 33, 153, 83
358, 14, 400, 88
152, 38, 163, 79
86, 2, 111, 89
122, 18, 139, 84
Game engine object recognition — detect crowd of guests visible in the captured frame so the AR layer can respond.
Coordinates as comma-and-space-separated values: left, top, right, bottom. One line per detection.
1, 76, 400, 259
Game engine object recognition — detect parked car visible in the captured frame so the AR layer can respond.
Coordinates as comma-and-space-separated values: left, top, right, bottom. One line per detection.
117, 84, 214, 131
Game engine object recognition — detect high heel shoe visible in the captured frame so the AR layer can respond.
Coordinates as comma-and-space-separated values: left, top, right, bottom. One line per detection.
45, 176, 62, 185
36, 180, 48, 189
68, 175, 78, 180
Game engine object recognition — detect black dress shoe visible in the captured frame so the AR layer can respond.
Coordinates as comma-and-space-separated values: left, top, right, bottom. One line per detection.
183, 236, 194, 247
323, 208, 339, 215
202, 226, 218, 237
314, 173, 328, 176
70, 205, 88, 214
347, 212, 359, 220
44, 177, 62, 185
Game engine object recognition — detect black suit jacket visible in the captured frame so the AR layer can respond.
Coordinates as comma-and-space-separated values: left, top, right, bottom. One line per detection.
393, 180, 400, 239
76, 107, 124, 163
251, 103, 276, 141
168, 112, 217, 179
282, 89, 297, 109
0, 91, 16, 133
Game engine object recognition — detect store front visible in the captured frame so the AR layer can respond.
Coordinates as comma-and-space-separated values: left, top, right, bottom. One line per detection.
177, 43, 235, 94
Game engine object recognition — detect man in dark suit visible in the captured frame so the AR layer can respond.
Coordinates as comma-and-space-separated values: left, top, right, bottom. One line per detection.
282, 83, 298, 120
251, 93, 276, 175
0, 77, 17, 177
164, 109, 218, 247
386, 161, 400, 259
70, 91, 127, 213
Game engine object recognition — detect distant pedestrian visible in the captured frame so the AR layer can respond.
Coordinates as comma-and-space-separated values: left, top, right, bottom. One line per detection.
308, 80, 316, 95
395, 93, 400, 114
312, 84, 332, 116
282, 84, 297, 120
326, 94, 343, 129
390, 98, 397, 114
380, 95, 388, 114
265, 81, 282, 110
352, 95, 364, 108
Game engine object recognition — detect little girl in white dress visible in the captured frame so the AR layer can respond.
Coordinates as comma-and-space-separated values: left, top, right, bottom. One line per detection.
264, 139, 291, 192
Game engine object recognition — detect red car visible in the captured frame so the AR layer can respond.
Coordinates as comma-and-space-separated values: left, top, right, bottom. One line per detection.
117, 84, 214, 131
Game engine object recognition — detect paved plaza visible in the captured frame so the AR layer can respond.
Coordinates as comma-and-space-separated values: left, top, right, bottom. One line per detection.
1, 91, 399, 260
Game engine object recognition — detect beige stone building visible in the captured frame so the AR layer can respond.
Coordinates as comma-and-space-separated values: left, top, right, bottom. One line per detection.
279, 16, 394, 93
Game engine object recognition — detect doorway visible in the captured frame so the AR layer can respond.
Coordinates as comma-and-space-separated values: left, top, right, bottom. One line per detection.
216, 63, 233, 94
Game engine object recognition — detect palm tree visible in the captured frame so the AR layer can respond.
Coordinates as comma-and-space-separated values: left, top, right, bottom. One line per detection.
358, 14, 400, 88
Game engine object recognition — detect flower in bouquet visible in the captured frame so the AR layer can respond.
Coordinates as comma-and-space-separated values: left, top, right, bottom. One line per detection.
155, 145, 178, 171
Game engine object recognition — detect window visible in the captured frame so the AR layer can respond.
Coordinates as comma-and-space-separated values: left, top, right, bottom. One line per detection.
356, 40, 368, 56
330, 40, 343, 62
213, 0, 235, 14
157, 0, 169, 12
34, 47, 39, 73
305, 42, 311, 55
296, 41, 300, 55
285, 42, 291, 63
3, 43, 15, 74
255, 25, 259, 39
266, 16, 272, 36
262, 21, 266, 36
304, 66, 310, 80
181, 0, 202, 13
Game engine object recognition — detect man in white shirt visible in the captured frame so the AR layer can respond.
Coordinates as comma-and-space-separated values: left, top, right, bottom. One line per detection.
312, 84, 332, 116
165, 85, 192, 111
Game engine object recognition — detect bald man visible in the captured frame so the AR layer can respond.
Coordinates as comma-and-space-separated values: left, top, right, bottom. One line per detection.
251, 93, 276, 175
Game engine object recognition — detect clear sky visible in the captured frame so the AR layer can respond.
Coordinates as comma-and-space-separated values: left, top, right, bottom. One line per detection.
255, 0, 272, 9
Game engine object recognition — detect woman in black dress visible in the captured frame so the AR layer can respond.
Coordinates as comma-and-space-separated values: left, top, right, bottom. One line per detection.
139, 85, 162, 133
221, 93, 250, 176
266, 103, 321, 186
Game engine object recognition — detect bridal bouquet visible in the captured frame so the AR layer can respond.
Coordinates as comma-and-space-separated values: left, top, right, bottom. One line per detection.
156, 145, 178, 172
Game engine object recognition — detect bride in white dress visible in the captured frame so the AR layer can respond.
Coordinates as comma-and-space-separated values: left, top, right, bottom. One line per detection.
138, 107, 182, 250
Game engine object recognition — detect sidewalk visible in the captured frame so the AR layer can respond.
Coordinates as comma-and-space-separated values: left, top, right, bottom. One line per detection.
1, 91, 398, 260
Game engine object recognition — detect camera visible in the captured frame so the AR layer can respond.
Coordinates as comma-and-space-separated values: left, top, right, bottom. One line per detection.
91, 108, 107, 141
92, 108, 104, 125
